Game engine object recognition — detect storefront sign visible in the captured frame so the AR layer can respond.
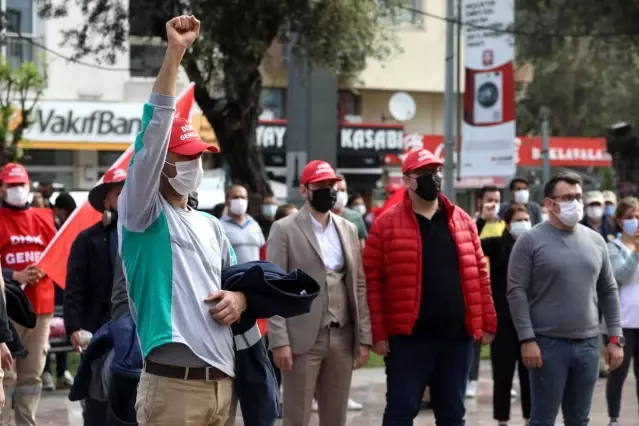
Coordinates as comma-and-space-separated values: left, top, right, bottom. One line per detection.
256, 121, 287, 152
23, 101, 144, 143
339, 125, 404, 153
388, 134, 612, 168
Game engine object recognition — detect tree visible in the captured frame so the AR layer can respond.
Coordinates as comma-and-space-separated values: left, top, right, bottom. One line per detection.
0, 59, 47, 165
38, 0, 401, 196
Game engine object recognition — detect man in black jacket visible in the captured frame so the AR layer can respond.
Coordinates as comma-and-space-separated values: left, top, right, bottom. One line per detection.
64, 167, 126, 426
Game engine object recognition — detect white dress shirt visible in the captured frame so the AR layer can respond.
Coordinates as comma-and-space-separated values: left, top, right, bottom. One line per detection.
309, 212, 344, 271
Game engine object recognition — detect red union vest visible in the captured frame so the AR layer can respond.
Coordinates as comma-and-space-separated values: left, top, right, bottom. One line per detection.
0, 206, 57, 315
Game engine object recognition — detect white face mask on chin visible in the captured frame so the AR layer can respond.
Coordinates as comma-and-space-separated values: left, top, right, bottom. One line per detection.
5, 186, 29, 207
334, 191, 348, 210
164, 158, 203, 196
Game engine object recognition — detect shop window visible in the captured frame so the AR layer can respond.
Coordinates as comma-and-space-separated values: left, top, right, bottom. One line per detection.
378, 0, 423, 28
338, 91, 361, 121
21, 150, 74, 167
260, 89, 285, 120
128, 4, 165, 78
98, 150, 125, 167
27, 171, 74, 190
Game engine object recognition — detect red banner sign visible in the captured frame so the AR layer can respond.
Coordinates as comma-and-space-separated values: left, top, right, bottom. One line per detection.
387, 134, 612, 168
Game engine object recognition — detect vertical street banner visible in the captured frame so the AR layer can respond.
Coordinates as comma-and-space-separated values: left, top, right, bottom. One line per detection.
461, 0, 516, 177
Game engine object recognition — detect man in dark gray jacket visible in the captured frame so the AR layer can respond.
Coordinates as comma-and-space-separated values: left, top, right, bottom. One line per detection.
507, 172, 623, 426
111, 255, 129, 321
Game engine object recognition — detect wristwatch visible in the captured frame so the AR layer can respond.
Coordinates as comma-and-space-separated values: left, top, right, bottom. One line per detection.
608, 336, 626, 347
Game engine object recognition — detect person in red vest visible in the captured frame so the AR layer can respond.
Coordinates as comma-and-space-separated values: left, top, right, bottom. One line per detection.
0, 163, 56, 426
363, 149, 496, 426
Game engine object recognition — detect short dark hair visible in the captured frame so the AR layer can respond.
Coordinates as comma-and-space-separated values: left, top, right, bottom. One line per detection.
479, 185, 500, 200
503, 203, 529, 224
54, 192, 77, 213
275, 204, 297, 221
509, 177, 529, 191
543, 172, 583, 198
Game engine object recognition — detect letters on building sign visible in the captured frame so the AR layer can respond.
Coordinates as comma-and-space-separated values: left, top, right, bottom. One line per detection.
531, 147, 611, 162
35, 109, 142, 137
256, 125, 286, 150
340, 128, 404, 152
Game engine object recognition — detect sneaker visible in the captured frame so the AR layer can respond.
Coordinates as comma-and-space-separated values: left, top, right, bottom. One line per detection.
63, 370, 74, 386
608, 421, 620, 426
511, 388, 518, 398
466, 380, 478, 398
311, 399, 318, 412
347, 398, 363, 411
42, 372, 56, 392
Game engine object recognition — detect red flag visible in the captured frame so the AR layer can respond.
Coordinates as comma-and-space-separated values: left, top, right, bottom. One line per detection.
373, 187, 406, 222
38, 83, 197, 288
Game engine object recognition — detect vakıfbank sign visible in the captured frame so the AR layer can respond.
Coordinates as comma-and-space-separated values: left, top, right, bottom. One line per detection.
23, 101, 144, 143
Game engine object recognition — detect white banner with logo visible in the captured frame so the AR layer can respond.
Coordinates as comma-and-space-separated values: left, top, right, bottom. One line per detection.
461, 0, 516, 177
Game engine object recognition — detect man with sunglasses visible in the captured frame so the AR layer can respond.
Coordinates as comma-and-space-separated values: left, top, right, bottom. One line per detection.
507, 171, 623, 426
363, 149, 496, 426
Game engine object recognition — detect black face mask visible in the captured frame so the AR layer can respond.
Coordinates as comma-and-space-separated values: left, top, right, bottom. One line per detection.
413, 174, 442, 201
102, 208, 118, 227
308, 187, 337, 213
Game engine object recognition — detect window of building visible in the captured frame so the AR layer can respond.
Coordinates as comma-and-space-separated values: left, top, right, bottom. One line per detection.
338, 91, 361, 121
260, 89, 285, 120
6, 0, 36, 68
21, 150, 74, 167
378, 0, 423, 28
98, 151, 125, 168
128, 5, 165, 78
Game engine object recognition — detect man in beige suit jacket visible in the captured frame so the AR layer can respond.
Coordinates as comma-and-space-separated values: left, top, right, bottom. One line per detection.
267, 160, 372, 426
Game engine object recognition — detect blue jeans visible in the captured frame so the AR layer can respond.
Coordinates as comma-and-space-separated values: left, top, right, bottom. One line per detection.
528, 336, 600, 426
382, 334, 473, 426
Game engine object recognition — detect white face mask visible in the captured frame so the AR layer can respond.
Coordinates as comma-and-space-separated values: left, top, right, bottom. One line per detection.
334, 191, 348, 210
586, 205, 604, 221
509, 220, 532, 238
513, 189, 530, 204
229, 199, 248, 216
5, 186, 29, 207
557, 199, 583, 228
353, 204, 366, 216
164, 158, 203, 196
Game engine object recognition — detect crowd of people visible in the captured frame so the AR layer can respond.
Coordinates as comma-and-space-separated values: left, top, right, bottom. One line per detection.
0, 14, 634, 426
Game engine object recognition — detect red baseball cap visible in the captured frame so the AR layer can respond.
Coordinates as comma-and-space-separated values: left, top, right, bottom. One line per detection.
300, 160, 343, 185
88, 167, 127, 212
169, 117, 219, 155
1, 163, 29, 184
402, 149, 444, 174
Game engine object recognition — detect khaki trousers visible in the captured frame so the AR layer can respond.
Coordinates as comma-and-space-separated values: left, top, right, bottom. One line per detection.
135, 371, 236, 426
282, 326, 354, 426
1, 314, 52, 426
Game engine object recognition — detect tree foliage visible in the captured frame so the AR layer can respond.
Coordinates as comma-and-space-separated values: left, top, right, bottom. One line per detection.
0, 59, 47, 165
513, 1, 639, 138
38, 0, 401, 195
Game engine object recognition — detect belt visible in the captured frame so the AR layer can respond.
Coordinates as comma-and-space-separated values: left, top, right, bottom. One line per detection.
144, 360, 227, 381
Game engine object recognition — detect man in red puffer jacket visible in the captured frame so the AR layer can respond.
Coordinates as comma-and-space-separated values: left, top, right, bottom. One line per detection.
363, 149, 497, 426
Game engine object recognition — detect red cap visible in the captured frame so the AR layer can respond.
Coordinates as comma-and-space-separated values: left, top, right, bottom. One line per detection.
402, 149, 443, 174
169, 117, 219, 155
300, 160, 343, 185
88, 167, 127, 212
102, 167, 127, 184
1, 163, 29, 184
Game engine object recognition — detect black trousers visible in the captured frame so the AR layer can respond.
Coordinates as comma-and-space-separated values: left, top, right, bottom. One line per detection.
264, 335, 282, 387
468, 342, 481, 381
490, 322, 531, 422
83, 397, 108, 426
606, 328, 639, 419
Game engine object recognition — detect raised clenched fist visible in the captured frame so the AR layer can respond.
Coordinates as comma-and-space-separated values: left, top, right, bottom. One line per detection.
166, 15, 200, 50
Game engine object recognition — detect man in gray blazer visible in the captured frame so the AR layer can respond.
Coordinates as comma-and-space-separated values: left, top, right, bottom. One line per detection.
267, 160, 372, 426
